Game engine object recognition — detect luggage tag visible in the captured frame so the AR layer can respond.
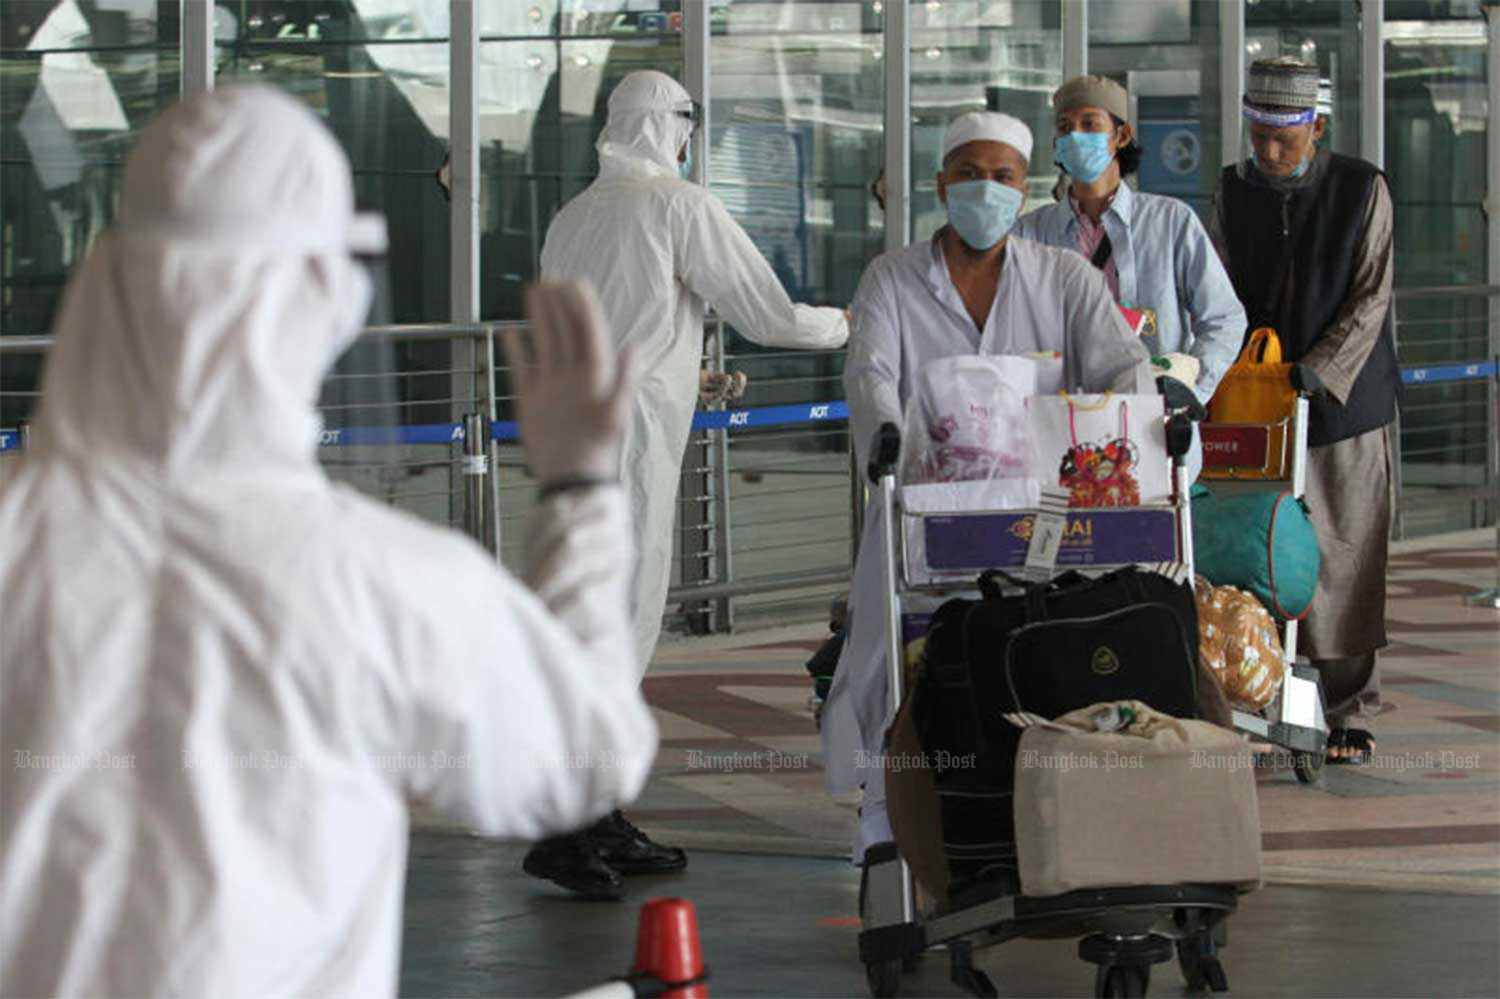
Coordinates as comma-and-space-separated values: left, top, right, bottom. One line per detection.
1021, 486, 1072, 584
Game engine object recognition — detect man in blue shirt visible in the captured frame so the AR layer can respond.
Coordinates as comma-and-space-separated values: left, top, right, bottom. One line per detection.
1015, 75, 1246, 481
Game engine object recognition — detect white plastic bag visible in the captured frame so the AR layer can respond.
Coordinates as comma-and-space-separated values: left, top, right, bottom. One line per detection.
901, 355, 1037, 486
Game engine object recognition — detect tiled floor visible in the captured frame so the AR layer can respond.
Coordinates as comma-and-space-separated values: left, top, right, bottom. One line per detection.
399, 840, 1500, 998
401, 529, 1500, 996
630, 529, 1500, 894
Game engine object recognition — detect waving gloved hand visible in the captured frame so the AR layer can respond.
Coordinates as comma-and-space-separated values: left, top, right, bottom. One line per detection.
505, 282, 638, 490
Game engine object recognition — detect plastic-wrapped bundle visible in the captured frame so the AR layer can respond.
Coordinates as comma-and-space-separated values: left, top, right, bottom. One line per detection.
1193, 576, 1285, 711
900, 355, 1036, 485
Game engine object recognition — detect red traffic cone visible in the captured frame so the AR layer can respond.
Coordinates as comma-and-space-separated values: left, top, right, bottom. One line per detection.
632, 898, 707, 998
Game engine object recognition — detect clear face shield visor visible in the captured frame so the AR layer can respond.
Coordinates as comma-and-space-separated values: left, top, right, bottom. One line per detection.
673, 99, 703, 135
316, 211, 410, 482
1236, 101, 1321, 182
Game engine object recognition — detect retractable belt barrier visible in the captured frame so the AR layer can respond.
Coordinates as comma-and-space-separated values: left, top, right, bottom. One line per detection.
1400, 360, 1497, 385
4, 362, 1498, 454
312, 401, 850, 449
0, 400, 853, 452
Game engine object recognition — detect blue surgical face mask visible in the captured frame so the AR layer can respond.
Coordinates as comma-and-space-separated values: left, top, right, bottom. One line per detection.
1054, 130, 1114, 184
1287, 147, 1311, 178
679, 142, 693, 180
944, 180, 1024, 251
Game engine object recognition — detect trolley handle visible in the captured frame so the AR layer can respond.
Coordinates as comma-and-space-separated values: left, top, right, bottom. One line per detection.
868, 423, 901, 483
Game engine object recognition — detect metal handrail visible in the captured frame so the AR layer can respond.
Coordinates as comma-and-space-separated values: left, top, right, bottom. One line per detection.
0, 321, 522, 353
1393, 284, 1500, 300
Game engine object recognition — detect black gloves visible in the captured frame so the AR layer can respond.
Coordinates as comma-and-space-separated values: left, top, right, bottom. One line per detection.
1155, 376, 1204, 461
868, 423, 901, 483
1290, 363, 1329, 399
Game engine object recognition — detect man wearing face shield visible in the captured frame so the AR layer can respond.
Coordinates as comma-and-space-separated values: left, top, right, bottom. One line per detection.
1015, 76, 1247, 484
822, 111, 1157, 864
0, 86, 657, 996
1209, 58, 1399, 765
531, 69, 849, 896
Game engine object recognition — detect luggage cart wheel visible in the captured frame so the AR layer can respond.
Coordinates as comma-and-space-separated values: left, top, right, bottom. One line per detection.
1173, 908, 1230, 993
1177, 937, 1229, 993
1094, 964, 1149, 998
865, 958, 903, 998
949, 940, 998, 998
1293, 747, 1326, 785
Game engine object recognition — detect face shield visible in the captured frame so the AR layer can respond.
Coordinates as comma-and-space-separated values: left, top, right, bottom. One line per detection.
314, 212, 414, 501
1236, 102, 1322, 183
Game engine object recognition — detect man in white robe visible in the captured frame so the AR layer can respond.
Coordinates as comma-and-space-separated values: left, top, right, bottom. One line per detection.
822, 111, 1156, 861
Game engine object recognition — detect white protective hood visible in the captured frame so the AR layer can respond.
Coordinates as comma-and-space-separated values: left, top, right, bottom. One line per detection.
596, 68, 694, 178
31, 85, 383, 477
1, 85, 655, 998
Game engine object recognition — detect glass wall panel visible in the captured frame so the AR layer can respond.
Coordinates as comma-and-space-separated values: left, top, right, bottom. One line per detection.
1087, 0, 1221, 215
1, 0, 180, 342
704, 1, 882, 607
709, 0, 883, 314
216, 1, 452, 325
1382, 6, 1490, 534
1, 0, 179, 432
909, 0, 1063, 240
477, 2, 681, 321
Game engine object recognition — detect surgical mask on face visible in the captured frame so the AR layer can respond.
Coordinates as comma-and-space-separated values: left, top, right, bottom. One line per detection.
1054, 131, 1114, 184
1287, 147, 1312, 178
679, 142, 692, 180
944, 180, 1024, 251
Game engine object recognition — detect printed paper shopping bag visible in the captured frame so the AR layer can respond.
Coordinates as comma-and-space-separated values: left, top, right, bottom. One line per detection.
1026, 393, 1170, 507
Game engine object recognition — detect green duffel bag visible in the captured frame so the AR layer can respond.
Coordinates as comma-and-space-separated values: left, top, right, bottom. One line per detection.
1190, 484, 1320, 620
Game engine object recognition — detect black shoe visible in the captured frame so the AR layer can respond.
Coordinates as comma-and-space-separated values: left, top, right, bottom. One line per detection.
522, 833, 623, 900
588, 810, 688, 874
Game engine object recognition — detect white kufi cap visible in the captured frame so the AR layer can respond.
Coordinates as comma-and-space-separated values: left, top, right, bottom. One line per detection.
942, 111, 1033, 165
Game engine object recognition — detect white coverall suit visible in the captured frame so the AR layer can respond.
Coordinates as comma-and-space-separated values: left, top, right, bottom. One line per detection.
541, 70, 849, 675
0, 86, 656, 998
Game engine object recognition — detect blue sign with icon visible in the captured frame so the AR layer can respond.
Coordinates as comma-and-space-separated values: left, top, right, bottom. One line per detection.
1137, 120, 1202, 197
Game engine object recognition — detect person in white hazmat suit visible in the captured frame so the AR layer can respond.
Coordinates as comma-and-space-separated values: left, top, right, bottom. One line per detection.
531, 69, 849, 895
0, 85, 657, 998
821, 111, 1159, 863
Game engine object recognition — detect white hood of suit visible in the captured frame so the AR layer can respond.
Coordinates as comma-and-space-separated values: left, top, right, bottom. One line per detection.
596, 69, 694, 178
32, 85, 384, 479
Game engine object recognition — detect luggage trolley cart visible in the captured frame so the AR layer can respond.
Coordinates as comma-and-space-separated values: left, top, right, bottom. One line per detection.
1199, 397, 1330, 783
858, 422, 1242, 999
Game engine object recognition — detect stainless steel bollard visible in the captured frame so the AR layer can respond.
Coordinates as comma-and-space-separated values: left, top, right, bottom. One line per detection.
461, 412, 489, 546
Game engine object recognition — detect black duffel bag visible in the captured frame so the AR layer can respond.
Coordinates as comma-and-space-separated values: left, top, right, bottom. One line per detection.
910, 566, 1200, 894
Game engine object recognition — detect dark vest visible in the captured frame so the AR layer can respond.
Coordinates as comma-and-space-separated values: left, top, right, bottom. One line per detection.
1218, 153, 1400, 446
